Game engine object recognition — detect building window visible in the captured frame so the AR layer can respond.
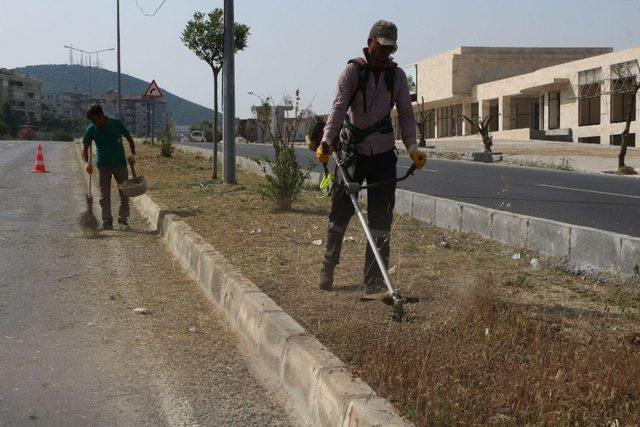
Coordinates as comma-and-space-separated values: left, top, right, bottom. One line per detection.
578, 136, 600, 144
610, 62, 637, 124
610, 133, 636, 147
488, 101, 499, 132
578, 68, 601, 126
425, 109, 435, 139
469, 103, 479, 135
548, 91, 560, 129
437, 104, 462, 138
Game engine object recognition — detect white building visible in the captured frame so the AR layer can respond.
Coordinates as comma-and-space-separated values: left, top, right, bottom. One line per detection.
393, 46, 639, 146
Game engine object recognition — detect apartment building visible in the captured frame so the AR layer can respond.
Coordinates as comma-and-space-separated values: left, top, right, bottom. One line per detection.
43, 91, 90, 119
0, 68, 42, 122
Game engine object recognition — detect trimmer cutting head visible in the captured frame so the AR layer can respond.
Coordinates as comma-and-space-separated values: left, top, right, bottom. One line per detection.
360, 292, 420, 322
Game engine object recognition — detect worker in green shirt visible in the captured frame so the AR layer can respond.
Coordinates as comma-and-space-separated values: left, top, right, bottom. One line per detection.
82, 104, 136, 231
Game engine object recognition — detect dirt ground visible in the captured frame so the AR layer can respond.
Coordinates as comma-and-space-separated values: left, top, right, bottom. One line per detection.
134, 141, 640, 425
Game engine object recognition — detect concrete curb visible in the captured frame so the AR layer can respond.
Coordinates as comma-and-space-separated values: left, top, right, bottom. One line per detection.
130, 194, 410, 427
176, 144, 640, 279
125, 149, 409, 426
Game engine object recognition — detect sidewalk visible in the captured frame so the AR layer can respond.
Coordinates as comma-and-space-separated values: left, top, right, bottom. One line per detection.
406, 136, 640, 175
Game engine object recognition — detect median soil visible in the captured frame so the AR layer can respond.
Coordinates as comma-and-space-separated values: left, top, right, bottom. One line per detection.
135, 141, 640, 425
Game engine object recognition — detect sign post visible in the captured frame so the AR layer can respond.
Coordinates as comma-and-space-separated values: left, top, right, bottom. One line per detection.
143, 79, 164, 144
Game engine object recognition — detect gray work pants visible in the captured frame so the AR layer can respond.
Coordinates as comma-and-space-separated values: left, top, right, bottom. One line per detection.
323, 149, 397, 285
98, 165, 130, 222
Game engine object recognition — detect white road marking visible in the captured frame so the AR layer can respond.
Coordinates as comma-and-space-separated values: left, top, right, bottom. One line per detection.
6, 144, 15, 147
398, 165, 436, 173
538, 184, 640, 200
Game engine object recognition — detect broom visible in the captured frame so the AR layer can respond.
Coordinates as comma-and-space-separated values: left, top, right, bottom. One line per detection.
77, 146, 99, 236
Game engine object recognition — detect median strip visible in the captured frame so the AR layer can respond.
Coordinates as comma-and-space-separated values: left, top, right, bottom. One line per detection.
89, 141, 640, 425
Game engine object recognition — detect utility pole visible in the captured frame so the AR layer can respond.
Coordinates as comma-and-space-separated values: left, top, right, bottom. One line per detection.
223, 0, 236, 183
116, 0, 122, 120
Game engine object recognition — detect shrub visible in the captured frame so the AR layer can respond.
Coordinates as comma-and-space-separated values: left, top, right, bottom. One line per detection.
255, 91, 310, 210
0, 119, 8, 137
160, 117, 175, 158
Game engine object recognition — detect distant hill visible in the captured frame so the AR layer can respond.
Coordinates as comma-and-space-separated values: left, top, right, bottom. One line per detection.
14, 64, 218, 126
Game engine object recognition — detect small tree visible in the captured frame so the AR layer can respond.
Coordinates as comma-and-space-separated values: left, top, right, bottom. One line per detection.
0, 102, 23, 137
160, 117, 175, 158
181, 9, 250, 178
463, 114, 493, 152
415, 96, 431, 147
617, 81, 640, 173
0, 119, 8, 137
256, 90, 310, 210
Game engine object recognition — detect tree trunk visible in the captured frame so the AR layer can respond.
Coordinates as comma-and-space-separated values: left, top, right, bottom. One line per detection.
618, 85, 638, 170
213, 70, 219, 179
417, 122, 426, 147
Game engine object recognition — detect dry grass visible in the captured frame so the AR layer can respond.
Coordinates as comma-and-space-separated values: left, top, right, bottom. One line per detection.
136, 143, 640, 425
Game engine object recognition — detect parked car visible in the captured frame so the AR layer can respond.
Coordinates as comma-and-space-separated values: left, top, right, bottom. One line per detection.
190, 130, 206, 142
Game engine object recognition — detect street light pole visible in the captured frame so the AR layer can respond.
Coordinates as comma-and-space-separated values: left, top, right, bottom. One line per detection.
116, 0, 122, 120
223, 0, 236, 183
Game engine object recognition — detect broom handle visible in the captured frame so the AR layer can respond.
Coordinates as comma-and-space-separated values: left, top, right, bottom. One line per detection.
88, 145, 92, 194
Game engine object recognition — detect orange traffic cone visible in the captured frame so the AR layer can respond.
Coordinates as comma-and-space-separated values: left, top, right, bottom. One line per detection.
32, 144, 48, 173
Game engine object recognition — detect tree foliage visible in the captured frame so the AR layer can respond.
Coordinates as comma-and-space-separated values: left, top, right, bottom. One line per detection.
39, 103, 82, 135
181, 8, 250, 178
181, 9, 250, 74
0, 102, 24, 137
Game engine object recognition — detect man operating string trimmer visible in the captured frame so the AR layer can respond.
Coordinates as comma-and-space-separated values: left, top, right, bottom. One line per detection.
315, 20, 427, 295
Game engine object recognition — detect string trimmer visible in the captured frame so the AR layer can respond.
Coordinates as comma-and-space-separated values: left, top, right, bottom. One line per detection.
327, 145, 419, 322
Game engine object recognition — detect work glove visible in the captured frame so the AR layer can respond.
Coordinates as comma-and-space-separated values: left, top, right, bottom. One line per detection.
316, 140, 332, 165
127, 155, 136, 166
85, 163, 93, 174
409, 150, 427, 170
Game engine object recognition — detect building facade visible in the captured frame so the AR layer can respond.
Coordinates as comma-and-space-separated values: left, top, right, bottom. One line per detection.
393, 46, 640, 146
45, 89, 167, 137
43, 91, 90, 119
0, 69, 42, 122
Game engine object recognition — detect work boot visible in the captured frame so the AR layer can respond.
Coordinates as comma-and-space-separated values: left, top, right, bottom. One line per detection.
364, 277, 386, 295
118, 218, 130, 231
318, 262, 336, 291
101, 219, 113, 231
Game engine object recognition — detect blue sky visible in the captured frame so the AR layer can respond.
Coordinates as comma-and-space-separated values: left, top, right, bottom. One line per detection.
1, 0, 640, 121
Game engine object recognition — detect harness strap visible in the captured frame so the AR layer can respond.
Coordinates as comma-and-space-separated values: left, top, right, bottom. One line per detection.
343, 115, 393, 146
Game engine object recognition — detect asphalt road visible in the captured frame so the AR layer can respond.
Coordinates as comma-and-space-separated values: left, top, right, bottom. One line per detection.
0, 140, 290, 426
180, 141, 640, 237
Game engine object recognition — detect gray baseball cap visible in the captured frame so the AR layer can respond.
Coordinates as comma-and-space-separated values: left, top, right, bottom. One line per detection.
369, 20, 398, 50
